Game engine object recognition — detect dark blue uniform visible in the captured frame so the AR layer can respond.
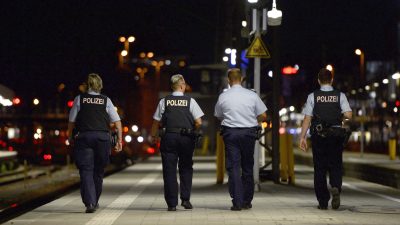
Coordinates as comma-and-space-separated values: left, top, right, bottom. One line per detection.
70, 93, 114, 209
310, 89, 344, 208
222, 126, 257, 208
214, 84, 267, 209
154, 94, 204, 208
74, 131, 110, 207
160, 132, 195, 207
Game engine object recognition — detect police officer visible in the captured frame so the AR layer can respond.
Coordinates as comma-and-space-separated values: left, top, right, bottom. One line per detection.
299, 68, 352, 210
68, 73, 122, 213
150, 74, 204, 211
214, 68, 267, 211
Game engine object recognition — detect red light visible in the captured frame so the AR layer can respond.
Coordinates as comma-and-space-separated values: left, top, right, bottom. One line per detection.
147, 147, 155, 154
11, 203, 18, 208
12, 97, 21, 105
282, 66, 298, 75
67, 100, 74, 108
8, 146, 13, 151
396, 100, 400, 107
43, 154, 52, 160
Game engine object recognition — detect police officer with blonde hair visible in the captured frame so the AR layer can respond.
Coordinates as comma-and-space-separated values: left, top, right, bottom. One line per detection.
214, 68, 267, 211
299, 68, 352, 210
68, 73, 122, 213
151, 74, 204, 211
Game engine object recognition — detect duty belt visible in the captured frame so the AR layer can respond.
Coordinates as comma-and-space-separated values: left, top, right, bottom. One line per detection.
166, 127, 186, 133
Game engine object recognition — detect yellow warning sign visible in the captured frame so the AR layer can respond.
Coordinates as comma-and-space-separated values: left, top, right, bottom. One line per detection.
246, 37, 271, 58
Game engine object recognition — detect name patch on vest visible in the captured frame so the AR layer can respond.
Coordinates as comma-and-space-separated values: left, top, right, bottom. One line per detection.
166, 99, 188, 107
82, 97, 105, 104
316, 95, 338, 103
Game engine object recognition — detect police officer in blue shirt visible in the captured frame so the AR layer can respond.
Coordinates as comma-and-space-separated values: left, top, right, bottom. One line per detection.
151, 74, 204, 211
299, 68, 352, 210
214, 68, 267, 211
68, 73, 122, 213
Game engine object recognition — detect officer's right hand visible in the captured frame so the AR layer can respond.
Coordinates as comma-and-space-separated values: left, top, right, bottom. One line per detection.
150, 136, 159, 145
299, 137, 308, 152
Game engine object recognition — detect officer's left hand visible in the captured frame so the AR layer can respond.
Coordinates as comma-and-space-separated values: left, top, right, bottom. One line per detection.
68, 136, 75, 147
299, 137, 308, 152
114, 141, 123, 152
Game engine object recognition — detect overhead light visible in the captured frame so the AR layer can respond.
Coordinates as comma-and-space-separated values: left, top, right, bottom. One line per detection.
131, 125, 139, 132
267, 0, 282, 26
121, 50, 128, 57
248, 0, 258, 3
230, 49, 237, 66
128, 36, 135, 42
392, 72, 400, 80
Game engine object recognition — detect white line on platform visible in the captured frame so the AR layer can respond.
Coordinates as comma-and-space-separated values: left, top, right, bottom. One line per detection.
85, 164, 162, 225
343, 182, 400, 203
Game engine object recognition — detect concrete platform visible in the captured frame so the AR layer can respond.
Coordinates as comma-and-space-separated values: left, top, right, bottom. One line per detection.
5, 156, 400, 225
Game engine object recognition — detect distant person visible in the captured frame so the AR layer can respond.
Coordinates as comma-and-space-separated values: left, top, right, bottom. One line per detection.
299, 68, 352, 210
150, 74, 204, 211
68, 73, 122, 213
214, 68, 267, 211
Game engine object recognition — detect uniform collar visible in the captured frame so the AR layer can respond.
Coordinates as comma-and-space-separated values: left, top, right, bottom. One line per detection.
88, 90, 100, 95
172, 91, 184, 96
320, 85, 333, 91
231, 84, 242, 88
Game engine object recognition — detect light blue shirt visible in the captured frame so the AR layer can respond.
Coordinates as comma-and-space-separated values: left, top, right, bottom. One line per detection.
302, 85, 352, 116
153, 91, 204, 121
69, 90, 121, 123
214, 84, 267, 128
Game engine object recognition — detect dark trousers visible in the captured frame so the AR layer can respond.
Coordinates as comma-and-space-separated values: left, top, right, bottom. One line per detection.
223, 127, 256, 207
311, 135, 344, 206
160, 133, 195, 207
74, 131, 110, 207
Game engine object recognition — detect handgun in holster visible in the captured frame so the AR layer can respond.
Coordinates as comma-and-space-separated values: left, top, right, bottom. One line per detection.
342, 128, 352, 147
182, 128, 202, 144
110, 129, 118, 148
255, 126, 262, 140
158, 127, 166, 138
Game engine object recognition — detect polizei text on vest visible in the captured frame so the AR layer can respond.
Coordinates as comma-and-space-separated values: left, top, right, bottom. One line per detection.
316, 96, 338, 103
83, 97, 105, 104
166, 99, 188, 107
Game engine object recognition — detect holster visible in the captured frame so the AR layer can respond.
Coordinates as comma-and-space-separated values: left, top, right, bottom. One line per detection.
255, 126, 262, 140
110, 130, 118, 148
158, 127, 166, 138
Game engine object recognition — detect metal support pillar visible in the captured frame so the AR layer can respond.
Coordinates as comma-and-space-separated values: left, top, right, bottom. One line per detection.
271, 25, 281, 184
252, 8, 261, 191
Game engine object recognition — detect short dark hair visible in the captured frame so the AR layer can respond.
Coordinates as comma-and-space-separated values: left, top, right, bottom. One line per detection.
318, 68, 333, 84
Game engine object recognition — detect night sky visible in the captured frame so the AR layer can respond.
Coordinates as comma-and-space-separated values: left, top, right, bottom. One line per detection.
0, 0, 399, 100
